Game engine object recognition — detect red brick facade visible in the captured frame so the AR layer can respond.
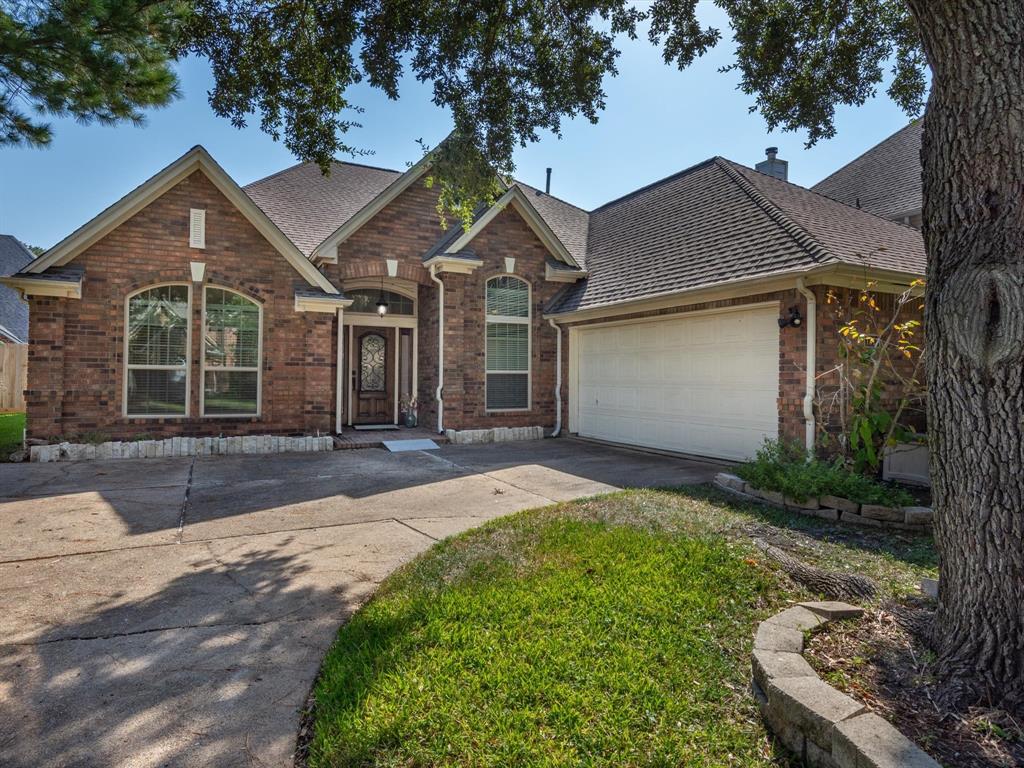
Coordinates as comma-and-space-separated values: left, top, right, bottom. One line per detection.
23, 164, 877, 454
25, 171, 335, 441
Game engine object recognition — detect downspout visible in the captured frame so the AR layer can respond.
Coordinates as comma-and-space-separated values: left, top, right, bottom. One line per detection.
547, 317, 562, 437
429, 264, 444, 434
335, 307, 344, 434
795, 277, 816, 452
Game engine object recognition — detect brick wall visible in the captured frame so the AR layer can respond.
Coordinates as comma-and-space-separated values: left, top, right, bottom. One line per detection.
25, 170, 335, 441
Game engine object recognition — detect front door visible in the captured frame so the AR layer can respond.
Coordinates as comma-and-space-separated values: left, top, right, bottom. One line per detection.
353, 327, 393, 424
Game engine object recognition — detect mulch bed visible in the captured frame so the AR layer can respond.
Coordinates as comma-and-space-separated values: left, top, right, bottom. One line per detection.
805, 600, 1024, 768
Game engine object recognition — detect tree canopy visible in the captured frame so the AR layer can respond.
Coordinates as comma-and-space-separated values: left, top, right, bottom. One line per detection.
3, 0, 927, 223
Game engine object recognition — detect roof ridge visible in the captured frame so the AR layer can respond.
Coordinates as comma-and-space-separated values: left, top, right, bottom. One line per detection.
512, 181, 590, 214
590, 157, 719, 213
811, 119, 923, 191
713, 158, 834, 265
244, 158, 401, 189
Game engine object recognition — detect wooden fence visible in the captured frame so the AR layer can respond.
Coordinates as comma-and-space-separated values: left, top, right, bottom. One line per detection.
0, 343, 27, 412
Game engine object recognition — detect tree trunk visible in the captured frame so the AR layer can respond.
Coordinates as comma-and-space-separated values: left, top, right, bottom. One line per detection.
906, 0, 1024, 711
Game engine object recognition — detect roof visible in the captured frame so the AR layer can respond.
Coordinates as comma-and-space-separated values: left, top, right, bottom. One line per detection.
547, 157, 926, 315
0, 236, 34, 342
25, 146, 340, 295
244, 161, 400, 257
811, 121, 923, 219
511, 182, 590, 268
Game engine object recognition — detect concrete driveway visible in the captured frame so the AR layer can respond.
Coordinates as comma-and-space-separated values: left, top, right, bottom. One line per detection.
0, 438, 719, 768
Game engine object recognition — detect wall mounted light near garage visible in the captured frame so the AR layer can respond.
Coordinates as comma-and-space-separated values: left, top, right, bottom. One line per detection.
778, 306, 803, 329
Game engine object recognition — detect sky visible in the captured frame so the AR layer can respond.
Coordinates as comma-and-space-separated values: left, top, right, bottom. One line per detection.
2, 5, 920, 250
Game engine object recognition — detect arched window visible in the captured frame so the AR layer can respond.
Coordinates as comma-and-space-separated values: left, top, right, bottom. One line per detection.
203, 287, 261, 416
485, 276, 530, 410
125, 284, 191, 417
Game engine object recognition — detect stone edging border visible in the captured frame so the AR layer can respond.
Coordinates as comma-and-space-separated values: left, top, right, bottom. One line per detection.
714, 473, 933, 532
30, 434, 335, 462
753, 601, 939, 768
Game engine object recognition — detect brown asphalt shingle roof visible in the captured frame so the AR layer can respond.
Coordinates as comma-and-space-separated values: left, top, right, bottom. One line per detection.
546, 157, 926, 314
811, 120, 923, 219
244, 161, 400, 256
242, 150, 925, 317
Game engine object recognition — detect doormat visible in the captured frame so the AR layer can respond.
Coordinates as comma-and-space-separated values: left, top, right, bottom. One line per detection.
352, 424, 399, 431
383, 439, 440, 452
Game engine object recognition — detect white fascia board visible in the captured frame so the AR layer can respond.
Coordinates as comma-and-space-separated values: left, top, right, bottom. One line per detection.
295, 293, 354, 313
443, 186, 579, 268
28, 146, 339, 295
423, 254, 484, 274
545, 263, 587, 283
1, 275, 83, 299
312, 153, 434, 264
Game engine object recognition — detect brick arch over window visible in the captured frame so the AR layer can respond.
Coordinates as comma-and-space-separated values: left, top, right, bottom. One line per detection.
335, 261, 431, 285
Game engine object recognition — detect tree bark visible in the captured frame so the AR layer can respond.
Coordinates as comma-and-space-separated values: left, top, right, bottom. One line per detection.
906, 0, 1024, 711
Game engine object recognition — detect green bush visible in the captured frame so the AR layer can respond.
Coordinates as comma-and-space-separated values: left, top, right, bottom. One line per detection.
735, 439, 914, 507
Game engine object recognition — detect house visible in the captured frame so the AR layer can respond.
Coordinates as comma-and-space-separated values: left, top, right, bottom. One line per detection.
0, 235, 33, 344
2, 141, 926, 461
812, 120, 924, 228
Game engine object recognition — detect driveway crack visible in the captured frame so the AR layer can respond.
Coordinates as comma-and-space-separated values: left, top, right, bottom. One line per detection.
176, 455, 196, 543
392, 518, 438, 541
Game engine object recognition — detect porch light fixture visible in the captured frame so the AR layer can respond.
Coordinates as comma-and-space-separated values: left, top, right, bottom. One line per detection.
376, 276, 388, 316
778, 306, 803, 329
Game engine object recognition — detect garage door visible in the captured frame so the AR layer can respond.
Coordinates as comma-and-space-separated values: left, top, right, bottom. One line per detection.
574, 305, 779, 461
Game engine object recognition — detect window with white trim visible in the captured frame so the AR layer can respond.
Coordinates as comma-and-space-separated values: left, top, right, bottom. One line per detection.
203, 287, 261, 415
485, 276, 530, 410
125, 285, 190, 416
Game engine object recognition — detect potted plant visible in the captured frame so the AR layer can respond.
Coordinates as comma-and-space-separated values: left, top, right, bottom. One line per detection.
400, 396, 418, 428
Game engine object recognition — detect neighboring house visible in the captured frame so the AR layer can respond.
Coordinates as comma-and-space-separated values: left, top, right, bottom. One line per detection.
812, 120, 924, 228
2, 142, 925, 461
0, 235, 33, 343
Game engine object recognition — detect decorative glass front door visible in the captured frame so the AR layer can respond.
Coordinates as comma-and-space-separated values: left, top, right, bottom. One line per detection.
353, 328, 393, 423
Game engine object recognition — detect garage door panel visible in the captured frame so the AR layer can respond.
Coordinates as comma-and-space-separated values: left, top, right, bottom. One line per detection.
575, 306, 780, 461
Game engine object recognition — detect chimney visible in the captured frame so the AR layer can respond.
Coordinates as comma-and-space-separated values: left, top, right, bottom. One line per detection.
755, 146, 788, 182
545, 167, 552, 194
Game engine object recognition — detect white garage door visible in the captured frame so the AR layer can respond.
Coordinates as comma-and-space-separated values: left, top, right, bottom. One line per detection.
574, 305, 780, 461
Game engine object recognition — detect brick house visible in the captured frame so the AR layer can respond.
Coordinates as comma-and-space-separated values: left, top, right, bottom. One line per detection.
3, 139, 925, 461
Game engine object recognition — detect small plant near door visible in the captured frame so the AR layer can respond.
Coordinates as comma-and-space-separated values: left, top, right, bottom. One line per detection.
400, 396, 418, 428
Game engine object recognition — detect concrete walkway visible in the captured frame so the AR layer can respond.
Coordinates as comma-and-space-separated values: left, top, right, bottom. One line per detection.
0, 439, 720, 767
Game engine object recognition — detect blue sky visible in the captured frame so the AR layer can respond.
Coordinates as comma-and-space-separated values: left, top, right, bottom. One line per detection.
2, 6, 919, 249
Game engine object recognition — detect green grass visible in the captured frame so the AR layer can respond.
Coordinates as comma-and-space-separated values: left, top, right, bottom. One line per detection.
307, 488, 936, 767
0, 412, 25, 458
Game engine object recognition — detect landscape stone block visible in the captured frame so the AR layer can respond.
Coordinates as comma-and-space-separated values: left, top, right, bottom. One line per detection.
786, 495, 820, 510
902, 506, 933, 526
833, 713, 940, 768
860, 504, 902, 522
768, 676, 864, 747
822, 495, 859, 515
841, 512, 882, 527
758, 488, 785, 506
752, 648, 816, 690
766, 605, 826, 632
800, 602, 864, 621
810, 507, 840, 521
755, 620, 804, 653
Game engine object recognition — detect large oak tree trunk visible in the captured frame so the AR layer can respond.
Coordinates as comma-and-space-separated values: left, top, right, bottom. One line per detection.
906, 0, 1024, 711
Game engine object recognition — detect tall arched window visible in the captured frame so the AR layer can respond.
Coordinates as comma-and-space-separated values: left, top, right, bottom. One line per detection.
485, 275, 530, 410
125, 284, 191, 417
203, 287, 261, 416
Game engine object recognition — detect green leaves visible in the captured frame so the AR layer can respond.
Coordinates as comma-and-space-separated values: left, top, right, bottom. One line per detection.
1, 0, 183, 147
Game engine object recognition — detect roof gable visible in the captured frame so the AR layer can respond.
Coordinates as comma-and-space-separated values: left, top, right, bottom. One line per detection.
811, 121, 923, 219
27, 147, 339, 294
244, 161, 399, 257
434, 185, 582, 268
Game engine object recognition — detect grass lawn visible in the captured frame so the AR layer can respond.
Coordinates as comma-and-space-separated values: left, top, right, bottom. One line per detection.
0, 412, 25, 458
306, 487, 936, 767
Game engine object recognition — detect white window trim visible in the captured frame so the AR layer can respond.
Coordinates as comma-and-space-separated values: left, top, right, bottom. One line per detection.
200, 285, 263, 418
123, 282, 192, 419
484, 274, 532, 413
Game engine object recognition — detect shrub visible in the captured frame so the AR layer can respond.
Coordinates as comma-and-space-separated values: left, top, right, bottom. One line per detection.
735, 439, 914, 507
